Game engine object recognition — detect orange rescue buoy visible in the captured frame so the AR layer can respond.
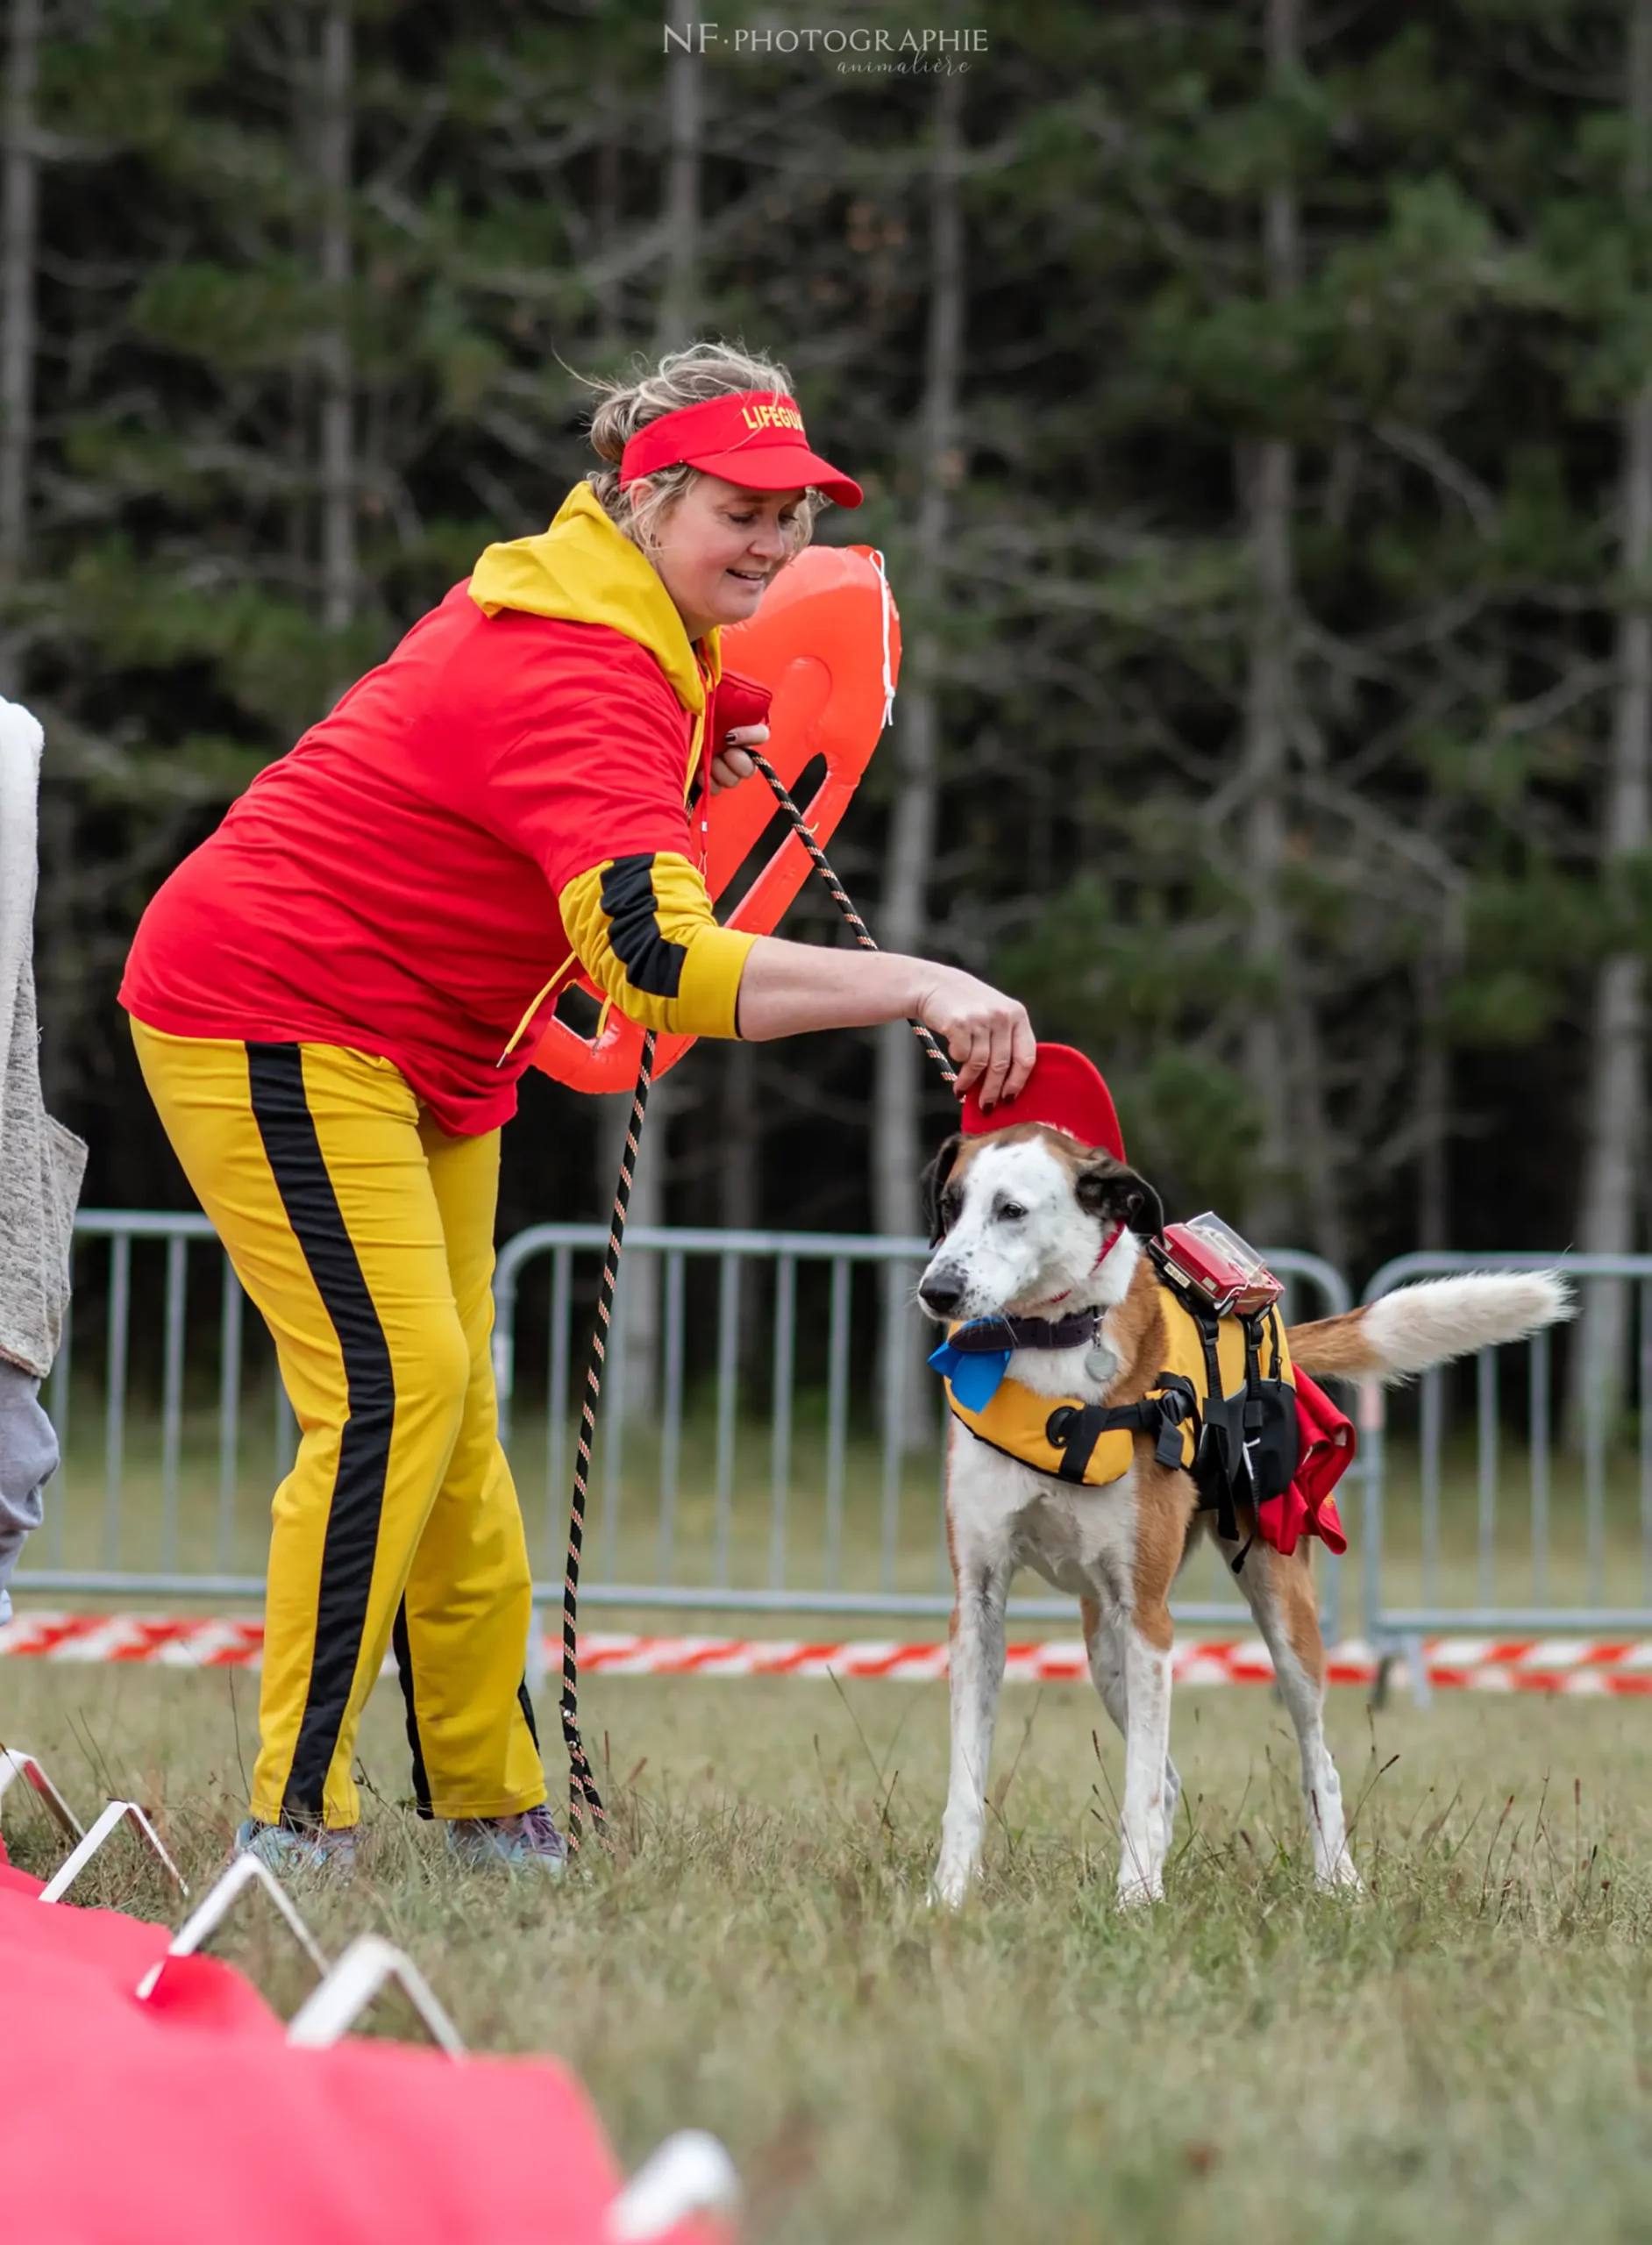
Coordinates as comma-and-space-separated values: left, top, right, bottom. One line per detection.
530, 542, 901, 1094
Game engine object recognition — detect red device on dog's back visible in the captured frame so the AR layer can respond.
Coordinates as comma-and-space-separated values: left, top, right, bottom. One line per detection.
1150, 1212, 1283, 1319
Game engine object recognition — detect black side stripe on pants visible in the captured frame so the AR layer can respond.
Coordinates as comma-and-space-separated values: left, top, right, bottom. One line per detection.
516, 1676, 541, 1750
392, 1598, 433, 1819
246, 1042, 396, 1824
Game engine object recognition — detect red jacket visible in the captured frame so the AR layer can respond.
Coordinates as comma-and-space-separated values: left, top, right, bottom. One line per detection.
121, 486, 758, 1135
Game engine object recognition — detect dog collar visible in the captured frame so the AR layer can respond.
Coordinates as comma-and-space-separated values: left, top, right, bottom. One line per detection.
940, 1309, 1102, 1355
928, 1308, 1103, 1413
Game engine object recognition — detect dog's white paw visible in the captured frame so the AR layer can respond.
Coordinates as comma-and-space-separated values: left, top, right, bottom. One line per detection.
1315, 1851, 1363, 1894
930, 1856, 976, 1911
1115, 1871, 1164, 1908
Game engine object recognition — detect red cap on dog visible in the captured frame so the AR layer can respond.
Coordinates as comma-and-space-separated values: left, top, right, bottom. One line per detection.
960, 1043, 1125, 1162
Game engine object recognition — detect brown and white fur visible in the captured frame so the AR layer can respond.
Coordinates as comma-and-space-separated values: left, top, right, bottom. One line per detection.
918, 1124, 1572, 1909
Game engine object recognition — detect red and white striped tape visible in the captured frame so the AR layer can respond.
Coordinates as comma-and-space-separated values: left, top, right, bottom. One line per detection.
0, 1614, 267, 1666
5, 1613, 1652, 1693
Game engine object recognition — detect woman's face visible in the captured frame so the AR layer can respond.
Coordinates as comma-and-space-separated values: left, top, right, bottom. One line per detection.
644, 473, 804, 641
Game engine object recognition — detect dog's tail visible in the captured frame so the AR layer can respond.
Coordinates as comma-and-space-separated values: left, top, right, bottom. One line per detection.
1286, 1272, 1573, 1386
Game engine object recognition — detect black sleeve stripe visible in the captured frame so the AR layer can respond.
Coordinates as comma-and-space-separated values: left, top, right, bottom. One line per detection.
600, 853, 687, 999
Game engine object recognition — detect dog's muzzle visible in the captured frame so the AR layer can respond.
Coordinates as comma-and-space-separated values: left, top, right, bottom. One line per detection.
917, 1266, 965, 1320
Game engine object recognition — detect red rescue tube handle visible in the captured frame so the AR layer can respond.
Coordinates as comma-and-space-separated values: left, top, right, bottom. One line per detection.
530, 544, 900, 1094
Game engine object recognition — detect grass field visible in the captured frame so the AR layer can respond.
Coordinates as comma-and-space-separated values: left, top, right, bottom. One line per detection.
8, 1662, 1652, 2241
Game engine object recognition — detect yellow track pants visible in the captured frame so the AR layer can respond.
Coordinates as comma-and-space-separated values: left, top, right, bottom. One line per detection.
131, 1019, 545, 1829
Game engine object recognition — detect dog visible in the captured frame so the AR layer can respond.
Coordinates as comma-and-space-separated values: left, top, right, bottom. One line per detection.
916, 1122, 1571, 1907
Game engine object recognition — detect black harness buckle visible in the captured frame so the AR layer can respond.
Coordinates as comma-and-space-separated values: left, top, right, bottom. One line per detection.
1044, 1376, 1199, 1485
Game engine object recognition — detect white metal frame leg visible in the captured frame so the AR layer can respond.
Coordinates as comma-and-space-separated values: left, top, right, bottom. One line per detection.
136, 1852, 327, 2001
39, 1800, 188, 1902
607, 2131, 742, 2241
0, 1747, 83, 1846
285, 1934, 465, 2056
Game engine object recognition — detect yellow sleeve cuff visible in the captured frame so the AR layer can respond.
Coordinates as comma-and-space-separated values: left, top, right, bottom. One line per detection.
675, 923, 757, 1038
556, 854, 757, 1038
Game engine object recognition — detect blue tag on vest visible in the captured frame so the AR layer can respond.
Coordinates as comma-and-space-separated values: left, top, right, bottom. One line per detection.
927, 1339, 1012, 1411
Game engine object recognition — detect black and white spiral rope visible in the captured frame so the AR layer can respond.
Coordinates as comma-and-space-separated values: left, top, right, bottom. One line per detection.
558, 751, 961, 1849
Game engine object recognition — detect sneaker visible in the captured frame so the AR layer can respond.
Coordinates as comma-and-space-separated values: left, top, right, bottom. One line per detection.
234, 1815, 359, 1877
445, 1801, 568, 1876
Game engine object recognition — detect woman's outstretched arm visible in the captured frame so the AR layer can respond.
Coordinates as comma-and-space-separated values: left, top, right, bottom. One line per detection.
734, 936, 1036, 1110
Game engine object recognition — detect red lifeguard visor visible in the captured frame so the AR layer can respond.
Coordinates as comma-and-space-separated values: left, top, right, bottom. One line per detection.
617, 391, 864, 509
960, 1043, 1126, 1164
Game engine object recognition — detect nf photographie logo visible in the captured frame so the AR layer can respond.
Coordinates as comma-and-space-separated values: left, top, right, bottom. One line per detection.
663, 22, 988, 71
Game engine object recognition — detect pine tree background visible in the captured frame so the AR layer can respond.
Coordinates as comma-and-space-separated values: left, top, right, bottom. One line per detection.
18, 0, 1652, 1311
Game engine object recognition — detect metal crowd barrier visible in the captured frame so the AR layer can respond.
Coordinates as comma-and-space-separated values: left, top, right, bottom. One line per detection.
21, 1212, 297, 1600
1359, 1251, 1652, 1693
493, 1226, 1349, 1627
16, 1212, 1348, 1631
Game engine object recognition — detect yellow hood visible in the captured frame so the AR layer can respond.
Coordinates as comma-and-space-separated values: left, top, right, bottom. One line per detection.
467, 481, 721, 717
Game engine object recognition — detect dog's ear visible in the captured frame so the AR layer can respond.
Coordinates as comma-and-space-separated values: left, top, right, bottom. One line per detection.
1075, 1158, 1164, 1240
921, 1132, 966, 1245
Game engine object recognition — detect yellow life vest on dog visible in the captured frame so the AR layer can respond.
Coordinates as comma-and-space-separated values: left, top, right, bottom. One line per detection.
943, 1286, 1294, 1489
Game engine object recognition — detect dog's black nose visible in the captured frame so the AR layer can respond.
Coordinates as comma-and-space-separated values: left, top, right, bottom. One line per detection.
918, 1270, 965, 1318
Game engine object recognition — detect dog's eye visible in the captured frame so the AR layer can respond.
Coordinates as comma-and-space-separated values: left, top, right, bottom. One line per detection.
997, 1201, 1028, 1222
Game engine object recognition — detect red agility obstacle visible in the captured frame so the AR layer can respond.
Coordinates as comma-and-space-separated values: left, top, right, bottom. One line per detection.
0, 1755, 737, 2245
530, 542, 900, 1094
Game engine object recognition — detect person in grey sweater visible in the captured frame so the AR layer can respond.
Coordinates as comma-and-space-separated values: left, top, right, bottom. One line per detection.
0, 698, 86, 1622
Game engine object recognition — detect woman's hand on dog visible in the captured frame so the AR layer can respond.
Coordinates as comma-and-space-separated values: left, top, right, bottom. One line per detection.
910, 963, 1036, 1108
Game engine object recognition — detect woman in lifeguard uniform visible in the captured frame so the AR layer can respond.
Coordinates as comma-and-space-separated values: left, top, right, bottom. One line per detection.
120, 341, 1036, 1874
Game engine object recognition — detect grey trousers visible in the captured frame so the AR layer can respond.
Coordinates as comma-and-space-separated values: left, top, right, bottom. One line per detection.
0, 1357, 57, 1623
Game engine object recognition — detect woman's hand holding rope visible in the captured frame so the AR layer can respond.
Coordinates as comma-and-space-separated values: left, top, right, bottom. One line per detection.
709, 724, 766, 793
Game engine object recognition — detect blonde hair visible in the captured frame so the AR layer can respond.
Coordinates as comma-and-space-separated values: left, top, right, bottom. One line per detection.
581, 339, 826, 559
